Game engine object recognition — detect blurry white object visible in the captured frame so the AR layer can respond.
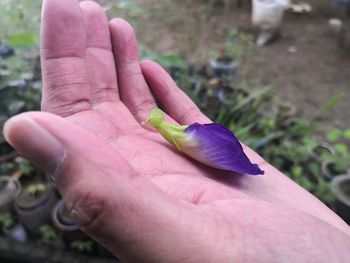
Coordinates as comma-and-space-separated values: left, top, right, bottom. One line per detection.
287, 2, 312, 13
329, 18, 343, 33
287, 46, 298, 53
252, 0, 290, 29
256, 28, 279, 46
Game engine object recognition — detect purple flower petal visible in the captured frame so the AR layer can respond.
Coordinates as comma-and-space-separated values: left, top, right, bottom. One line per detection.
185, 123, 264, 175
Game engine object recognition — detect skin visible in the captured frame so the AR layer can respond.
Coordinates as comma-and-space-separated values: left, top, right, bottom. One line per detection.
3, 0, 350, 262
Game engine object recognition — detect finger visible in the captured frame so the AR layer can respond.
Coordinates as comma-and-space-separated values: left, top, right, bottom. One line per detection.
141, 60, 210, 124
41, 0, 91, 117
110, 19, 157, 123
80, 1, 119, 104
3, 112, 188, 262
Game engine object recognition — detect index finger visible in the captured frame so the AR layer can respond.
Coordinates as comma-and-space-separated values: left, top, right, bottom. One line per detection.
41, 0, 91, 117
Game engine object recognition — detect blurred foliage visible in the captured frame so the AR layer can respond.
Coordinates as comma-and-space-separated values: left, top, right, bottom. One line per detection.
70, 240, 94, 253
140, 45, 185, 68
0, 0, 40, 50
39, 224, 58, 243
322, 128, 350, 174
0, 212, 14, 229
26, 183, 46, 196
219, 28, 255, 60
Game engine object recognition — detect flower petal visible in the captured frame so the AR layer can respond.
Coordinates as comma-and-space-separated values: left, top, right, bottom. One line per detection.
184, 123, 264, 175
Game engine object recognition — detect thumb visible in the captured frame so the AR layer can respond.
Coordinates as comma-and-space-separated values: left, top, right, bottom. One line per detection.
3, 112, 187, 261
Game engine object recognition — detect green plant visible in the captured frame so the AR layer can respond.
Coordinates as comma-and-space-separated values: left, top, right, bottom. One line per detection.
314, 91, 344, 119
112, 1, 141, 18
222, 28, 255, 59
0, 0, 41, 50
26, 183, 46, 196
291, 164, 313, 191
139, 46, 185, 69
0, 212, 14, 229
322, 128, 350, 174
16, 157, 35, 176
70, 240, 94, 253
39, 224, 57, 242
0, 162, 16, 175
313, 179, 336, 206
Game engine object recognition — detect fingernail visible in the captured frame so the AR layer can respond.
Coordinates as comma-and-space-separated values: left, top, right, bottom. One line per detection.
3, 114, 66, 180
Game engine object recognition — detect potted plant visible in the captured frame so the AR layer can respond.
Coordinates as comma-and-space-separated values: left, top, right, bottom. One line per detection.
210, 49, 239, 80
321, 128, 350, 181
0, 175, 21, 212
310, 143, 336, 164
15, 182, 58, 235
321, 159, 350, 182
331, 174, 350, 224
15, 156, 46, 184
70, 240, 95, 254
0, 212, 27, 242
39, 224, 63, 248
52, 199, 88, 242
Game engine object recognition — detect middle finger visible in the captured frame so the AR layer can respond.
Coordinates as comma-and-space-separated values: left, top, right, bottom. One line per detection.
80, 1, 119, 104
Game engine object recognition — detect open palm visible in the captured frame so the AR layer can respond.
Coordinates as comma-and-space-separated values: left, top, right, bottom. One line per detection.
5, 0, 350, 262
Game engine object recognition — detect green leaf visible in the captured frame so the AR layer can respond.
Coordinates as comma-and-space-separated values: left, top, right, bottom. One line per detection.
327, 129, 342, 142
153, 53, 184, 68
316, 92, 343, 118
6, 32, 38, 49
0, 212, 14, 229
40, 225, 57, 240
17, 157, 35, 176
292, 165, 302, 177
335, 143, 348, 156
307, 162, 320, 177
26, 183, 46, 196
114, 1, 140, 15
344, 129, 350, 139
70, 240, 94, 252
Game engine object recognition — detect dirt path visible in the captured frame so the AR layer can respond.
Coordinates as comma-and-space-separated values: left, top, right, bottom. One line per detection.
245, 8, 350, 131
103, 0, 350, 130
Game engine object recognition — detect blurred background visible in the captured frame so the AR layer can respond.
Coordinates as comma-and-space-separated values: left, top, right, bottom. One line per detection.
0, 0, 349, 262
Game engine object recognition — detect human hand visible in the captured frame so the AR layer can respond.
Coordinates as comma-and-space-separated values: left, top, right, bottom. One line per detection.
4, 0, 350, 262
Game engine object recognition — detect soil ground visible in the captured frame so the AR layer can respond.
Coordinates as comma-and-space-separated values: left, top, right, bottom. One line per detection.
102, 0, 350, 131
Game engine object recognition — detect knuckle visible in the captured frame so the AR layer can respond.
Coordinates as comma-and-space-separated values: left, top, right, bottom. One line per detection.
41, 57, 91, 116
42, 97, 90, 117
178, 106, 201, 124
131, 97, 156, 116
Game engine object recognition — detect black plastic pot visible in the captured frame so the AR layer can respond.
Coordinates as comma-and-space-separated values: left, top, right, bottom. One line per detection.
0, 42, 14, 58
52, 199, 88, 242
15, 184, 58, 235
0, 176, 21, 212
210, 57, 239, 79
332, 174, 350, 224
321, 160, 348, 182
310, 143, 335, 163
